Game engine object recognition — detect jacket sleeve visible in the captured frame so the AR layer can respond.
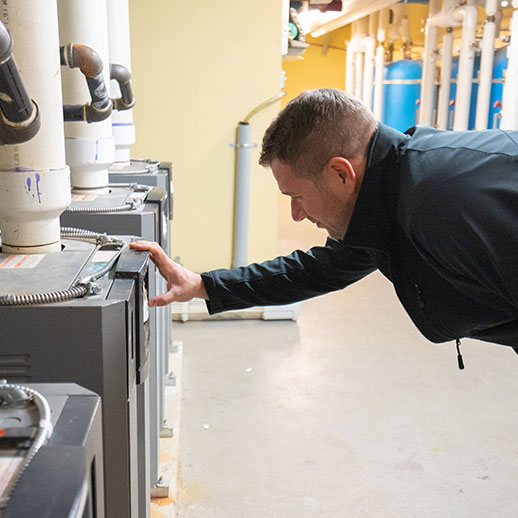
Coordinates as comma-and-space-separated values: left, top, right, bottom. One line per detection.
201, 238, 376, 314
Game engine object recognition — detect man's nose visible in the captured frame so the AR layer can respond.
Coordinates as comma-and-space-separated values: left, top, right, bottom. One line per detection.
291, 198, 307, 222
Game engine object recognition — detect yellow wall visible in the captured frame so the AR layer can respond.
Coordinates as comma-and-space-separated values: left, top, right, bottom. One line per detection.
129, 0, 282, 272
282, 26, 349, 105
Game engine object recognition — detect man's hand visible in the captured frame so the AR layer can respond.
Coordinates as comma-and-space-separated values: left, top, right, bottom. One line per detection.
129, 240, 208, 307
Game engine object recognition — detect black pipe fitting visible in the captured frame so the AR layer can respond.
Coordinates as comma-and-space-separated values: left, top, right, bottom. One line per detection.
0, 21, 40, 144
60, 43, 113, 123
110, 63, 136, 110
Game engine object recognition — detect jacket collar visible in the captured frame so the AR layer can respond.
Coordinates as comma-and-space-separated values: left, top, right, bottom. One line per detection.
340, 123, 409, 252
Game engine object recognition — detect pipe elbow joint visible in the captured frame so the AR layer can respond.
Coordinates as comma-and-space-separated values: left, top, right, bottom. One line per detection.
62, 43, 104, 78
0, 21, 13, 63
85, 101, 113, 123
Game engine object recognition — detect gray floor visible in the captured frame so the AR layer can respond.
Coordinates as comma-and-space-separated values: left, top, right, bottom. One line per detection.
174, 197, 518, 518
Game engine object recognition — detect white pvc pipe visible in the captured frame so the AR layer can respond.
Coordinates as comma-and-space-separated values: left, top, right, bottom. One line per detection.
362, 15, 377, 110
354, 17, 368, 101
500, 7, 518, 129
58, 0, 114, 193
345, 22, 358, 95
437, 29, 454, 129
373, 9, 388, 120
0, 0, 70, 254
475, 0, 499, 129
452, 1, 478, 130
419, 0, 441, 125
107, 0, 135, 164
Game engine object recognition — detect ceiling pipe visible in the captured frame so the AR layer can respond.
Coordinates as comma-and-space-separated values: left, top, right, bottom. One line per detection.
475, 0, 499, 129
310, 0, 399, 38
0, 0, 71, 254
500, 2, 518, 129
373, 8, 389, 120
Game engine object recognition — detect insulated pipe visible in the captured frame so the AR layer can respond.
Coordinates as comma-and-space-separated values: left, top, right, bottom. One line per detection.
57, 0, 114, 194
475, 0, 499, 129
452, 0, 479, 130
437, 28, 454, 129
0, 0, 71, 254
373, 9, 388, 120
107, 0, 136, 163
419, 0, 441, 125
0, 22, 40, 144
500, 5, 518, 129
362, 14, 377, 110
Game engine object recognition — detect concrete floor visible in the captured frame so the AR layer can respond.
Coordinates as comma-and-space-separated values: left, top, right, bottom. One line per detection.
173, 195, 518, 517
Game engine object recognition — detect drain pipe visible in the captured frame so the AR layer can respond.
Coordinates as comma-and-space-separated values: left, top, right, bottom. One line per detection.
373, 9, 388, 120
475, 0, 499, 129
362, 14, 377, 111
0, 0, 71, 254
500, 3, 518, 129
436, 27, 454, 129
107, 0, 136, 164
232, 92, 285, 268
345, 21, 359, 95
419, 0, 441, 125
354, 17, 368, 101
0, 22, 40, 144
452, 0, 478, 130
57, 0, 114, 195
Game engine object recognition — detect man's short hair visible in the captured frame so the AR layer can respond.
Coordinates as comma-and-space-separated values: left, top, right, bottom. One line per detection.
259, 88, 377, 179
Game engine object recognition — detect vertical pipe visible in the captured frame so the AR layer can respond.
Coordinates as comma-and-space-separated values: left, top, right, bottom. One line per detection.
362, 14, 377, 110
437, 28, 454, 129
0, 0, 70, 254
345, 22, 357, 95
355, 51, 365, 100
419, 0, 441, 125
475, 0, 498, 129
453, 2, 478, 131
373, 9, 388, 120
355, 17, 368, 101
107, 0, 136, 163
233, 122, 252, 268
500, 7, 518, 129
58, 0, 114, 193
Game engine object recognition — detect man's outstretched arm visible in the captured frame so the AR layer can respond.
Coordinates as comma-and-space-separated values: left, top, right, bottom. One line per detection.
129, 240, 208, 306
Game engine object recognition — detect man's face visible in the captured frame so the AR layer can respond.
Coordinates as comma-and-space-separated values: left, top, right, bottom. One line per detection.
271, 158, 354, 240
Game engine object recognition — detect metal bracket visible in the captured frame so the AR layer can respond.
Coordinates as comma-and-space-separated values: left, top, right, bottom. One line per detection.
229, 142, 258, 148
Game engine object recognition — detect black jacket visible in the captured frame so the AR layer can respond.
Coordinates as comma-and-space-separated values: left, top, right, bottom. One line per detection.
202, 124, 518, 350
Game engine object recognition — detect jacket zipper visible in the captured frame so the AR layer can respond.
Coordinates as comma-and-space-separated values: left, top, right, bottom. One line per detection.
456, 339, 465, 370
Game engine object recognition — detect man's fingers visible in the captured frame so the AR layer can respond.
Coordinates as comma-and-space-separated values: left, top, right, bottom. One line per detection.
148, 290, 176, 307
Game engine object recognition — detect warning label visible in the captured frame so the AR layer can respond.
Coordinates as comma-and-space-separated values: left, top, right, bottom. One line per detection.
72, 194, 97, 202
0, 254, 45, 269
92, 250, 119, 263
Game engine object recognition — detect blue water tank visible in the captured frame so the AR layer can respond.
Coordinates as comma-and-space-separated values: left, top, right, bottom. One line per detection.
382, 60, 422, 132
449, 55, 480, 129
488, 46, 508, 128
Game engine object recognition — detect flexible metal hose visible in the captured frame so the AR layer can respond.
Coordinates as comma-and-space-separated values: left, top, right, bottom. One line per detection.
64, 203, 134, 214
0, 382, 53, 511
0, 228, 126, 306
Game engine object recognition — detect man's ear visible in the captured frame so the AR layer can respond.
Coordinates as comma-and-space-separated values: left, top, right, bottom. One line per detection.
325, 157, 357, 193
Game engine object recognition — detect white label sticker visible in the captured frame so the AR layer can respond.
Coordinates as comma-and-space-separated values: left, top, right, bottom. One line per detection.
92, 250, 119, 263
0, 254, 45, 269
72, 194, 97, 202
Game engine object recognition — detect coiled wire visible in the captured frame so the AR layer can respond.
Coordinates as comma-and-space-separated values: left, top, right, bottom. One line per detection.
0, 382, 53, 512
0, 228, 126, 306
